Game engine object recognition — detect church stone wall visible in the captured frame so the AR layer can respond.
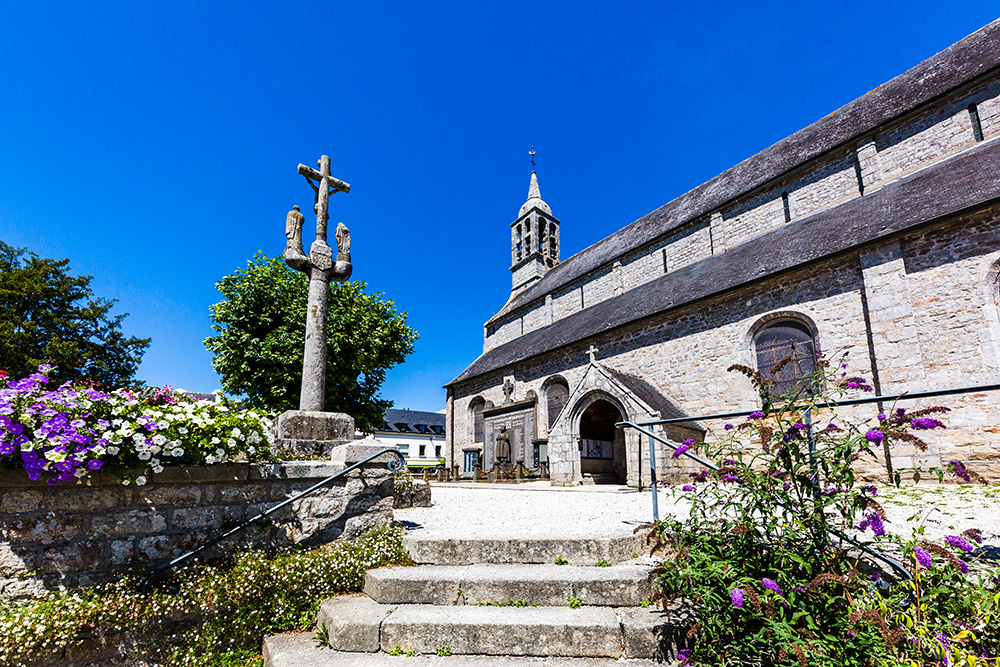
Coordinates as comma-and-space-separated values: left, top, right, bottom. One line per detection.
781, 148, 861, 221
456, 203, 1000, 483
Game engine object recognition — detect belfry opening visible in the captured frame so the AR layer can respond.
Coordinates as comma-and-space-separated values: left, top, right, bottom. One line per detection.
578, 399, 625, 484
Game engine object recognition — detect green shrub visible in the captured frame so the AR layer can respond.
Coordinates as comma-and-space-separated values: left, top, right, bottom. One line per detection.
0, 525, 412, 667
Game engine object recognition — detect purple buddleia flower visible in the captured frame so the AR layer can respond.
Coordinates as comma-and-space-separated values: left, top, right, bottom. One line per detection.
865, 429, 884, 443
748, 411, 764, 420
673, 443, 690, 458
936, 633, 950, 650
724, 423, 733, 430
945, 535, 975, 553
761, 578, 782, 595
910, 418, 944, 430
948, 461, 972, 483
730, 588, 744, 608
681, 484, 695, 492
721, 473, 739, 483
914, 548, 933, 568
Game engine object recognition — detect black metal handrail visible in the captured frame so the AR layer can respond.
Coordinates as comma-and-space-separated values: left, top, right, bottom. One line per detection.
616, 381, 1000, 585
140, 447, 406, 595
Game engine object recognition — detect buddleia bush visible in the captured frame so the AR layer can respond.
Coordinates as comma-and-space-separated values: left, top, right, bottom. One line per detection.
654, 354, 1000, 667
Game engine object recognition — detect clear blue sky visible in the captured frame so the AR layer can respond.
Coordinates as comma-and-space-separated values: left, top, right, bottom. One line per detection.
1, 3, 997, 412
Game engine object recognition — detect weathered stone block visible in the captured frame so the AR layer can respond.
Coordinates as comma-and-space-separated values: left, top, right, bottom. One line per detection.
171, 505, 243, 530
272, 410, 355, 458
0, 489, 46, 513
141, 485, 203, 506
40, 541, 104, 574
90, 509, 167, 537
7, 513, 83, 544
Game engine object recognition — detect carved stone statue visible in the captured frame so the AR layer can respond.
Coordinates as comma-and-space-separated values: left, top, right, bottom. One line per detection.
495, 425, 512, 465
284, 205, 308, 270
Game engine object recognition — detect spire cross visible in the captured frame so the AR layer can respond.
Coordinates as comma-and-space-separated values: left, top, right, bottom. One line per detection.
587, 345, 599, 363
298, 155, 350, 243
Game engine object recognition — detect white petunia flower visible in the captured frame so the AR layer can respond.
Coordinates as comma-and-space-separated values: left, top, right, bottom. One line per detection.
135, 476, 147, 486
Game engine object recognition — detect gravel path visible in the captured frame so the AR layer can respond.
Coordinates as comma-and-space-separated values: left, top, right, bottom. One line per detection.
396, 482, 1000, 547
394, 483, 691, 538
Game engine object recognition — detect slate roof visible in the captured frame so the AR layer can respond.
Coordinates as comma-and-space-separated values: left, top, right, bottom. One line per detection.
380, 408, 446, 434
603, 367, 701, 429
449, 137, 1000, 386
488, 19, 1000, 326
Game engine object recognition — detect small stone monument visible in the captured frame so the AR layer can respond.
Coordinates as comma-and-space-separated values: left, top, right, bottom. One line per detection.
272, 155, 357, 458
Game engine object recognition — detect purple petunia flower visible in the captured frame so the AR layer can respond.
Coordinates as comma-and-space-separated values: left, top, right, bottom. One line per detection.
865, 429, 884, 443
945, 535, 975, 553
88, 459, 103, 470
730, 588, 744, 608
761, 578, 782, 595
914, 547, 933, 568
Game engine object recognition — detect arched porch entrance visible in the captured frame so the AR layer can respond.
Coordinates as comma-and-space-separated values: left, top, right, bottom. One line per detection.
578, 399, 626, 484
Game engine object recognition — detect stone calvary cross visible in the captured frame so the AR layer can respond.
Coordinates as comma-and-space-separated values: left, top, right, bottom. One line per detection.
283, 155, 353, 412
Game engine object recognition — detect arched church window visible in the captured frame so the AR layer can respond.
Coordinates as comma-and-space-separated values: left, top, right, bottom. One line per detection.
471, 401, 485, 443
754, 320, 817, 397
546, 380, 569, 430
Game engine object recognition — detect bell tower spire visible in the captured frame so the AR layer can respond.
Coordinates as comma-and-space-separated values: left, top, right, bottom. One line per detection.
510, 166, 560, 293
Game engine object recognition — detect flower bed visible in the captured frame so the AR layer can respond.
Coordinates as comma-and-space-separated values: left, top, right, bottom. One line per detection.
0, 367, 273, 485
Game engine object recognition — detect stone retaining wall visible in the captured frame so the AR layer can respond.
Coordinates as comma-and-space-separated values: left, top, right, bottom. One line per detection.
0, 458, 395, 598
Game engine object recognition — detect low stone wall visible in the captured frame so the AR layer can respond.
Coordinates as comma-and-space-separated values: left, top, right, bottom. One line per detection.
0, 458, 395, 598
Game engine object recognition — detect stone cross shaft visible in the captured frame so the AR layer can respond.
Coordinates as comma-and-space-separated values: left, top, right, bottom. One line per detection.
283, 155, 353, 413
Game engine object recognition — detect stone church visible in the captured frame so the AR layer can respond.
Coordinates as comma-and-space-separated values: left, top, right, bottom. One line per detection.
445, 20, 1000, 485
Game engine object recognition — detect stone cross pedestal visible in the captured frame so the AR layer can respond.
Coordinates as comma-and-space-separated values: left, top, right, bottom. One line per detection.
273, 155, 356, 459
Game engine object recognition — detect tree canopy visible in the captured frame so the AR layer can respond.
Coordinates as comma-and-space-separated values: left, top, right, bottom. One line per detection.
0, 241, 150, 386
205, 253, 418, 433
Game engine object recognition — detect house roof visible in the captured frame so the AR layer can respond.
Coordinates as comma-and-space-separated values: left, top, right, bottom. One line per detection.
379, 408, 446, 433
486, 20, 1000, 326
449, 137, 1000, 386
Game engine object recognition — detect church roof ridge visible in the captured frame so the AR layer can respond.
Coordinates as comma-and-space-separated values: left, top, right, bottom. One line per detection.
448, 137, 1000, 387
488, 19, 1000, 324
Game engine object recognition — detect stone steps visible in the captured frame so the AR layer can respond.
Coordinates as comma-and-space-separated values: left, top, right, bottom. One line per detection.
365, 563, 655, 606
310, 595, 688, 659
261, 535, 689, 665
402, 534, 645, 565
264, 633, 665, 666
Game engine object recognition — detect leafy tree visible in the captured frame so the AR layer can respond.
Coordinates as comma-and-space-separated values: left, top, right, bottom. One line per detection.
205, 253, 418, 433
0, 241, 150, 386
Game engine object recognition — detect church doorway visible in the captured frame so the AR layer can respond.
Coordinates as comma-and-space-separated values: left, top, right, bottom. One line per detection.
578, 399, 625, 484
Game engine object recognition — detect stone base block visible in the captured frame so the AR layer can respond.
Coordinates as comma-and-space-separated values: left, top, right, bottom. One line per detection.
272, 410, 355, 459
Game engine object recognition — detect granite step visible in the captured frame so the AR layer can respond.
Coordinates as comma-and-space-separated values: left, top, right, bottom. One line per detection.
308, 595, 690, 659
263, 633, 667, 666
365, 563, 655, 606
402, 534, 645, 565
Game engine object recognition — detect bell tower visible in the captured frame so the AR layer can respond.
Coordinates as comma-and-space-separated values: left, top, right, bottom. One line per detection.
511, 171, 560, 293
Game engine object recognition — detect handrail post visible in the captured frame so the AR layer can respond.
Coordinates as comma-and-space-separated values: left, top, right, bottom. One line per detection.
648, 431, 659, 522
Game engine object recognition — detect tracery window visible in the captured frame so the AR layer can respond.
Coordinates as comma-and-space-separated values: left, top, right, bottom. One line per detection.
754, 320, 817, 397
546, 380, 569, 430
471, 400, 485, 443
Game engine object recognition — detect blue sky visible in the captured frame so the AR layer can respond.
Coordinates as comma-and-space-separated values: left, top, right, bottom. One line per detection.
1, 2, 997, 412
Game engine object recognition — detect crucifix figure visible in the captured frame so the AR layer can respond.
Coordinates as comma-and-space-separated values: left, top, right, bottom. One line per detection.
587, 345, 599, 364
284, 155, 352, 412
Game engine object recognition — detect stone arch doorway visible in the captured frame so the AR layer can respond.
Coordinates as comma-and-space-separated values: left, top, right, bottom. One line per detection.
578, 399, 626, 484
